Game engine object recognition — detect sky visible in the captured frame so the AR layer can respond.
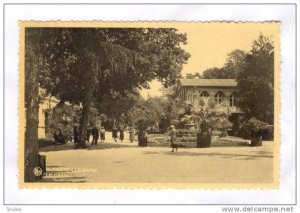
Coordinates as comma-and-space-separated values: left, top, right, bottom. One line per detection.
140, 22, 279, 99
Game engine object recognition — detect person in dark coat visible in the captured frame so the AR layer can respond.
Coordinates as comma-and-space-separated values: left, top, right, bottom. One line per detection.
57, 130, 66, 144
100, 126, 106, 143
86, 127, 92, 143
91, 126, 99, 146
112, 125, 118, 142
138, 127, 148, 147
54, 130, 59, 144
73, 126, 80, 149
119, 126, 124, 143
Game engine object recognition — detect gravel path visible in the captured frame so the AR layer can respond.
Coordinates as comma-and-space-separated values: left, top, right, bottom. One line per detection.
39, 134, 274, 184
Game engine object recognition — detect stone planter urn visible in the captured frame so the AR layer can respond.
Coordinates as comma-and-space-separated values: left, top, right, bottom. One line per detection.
196, 133, 212, 148
251, 135, 262, 147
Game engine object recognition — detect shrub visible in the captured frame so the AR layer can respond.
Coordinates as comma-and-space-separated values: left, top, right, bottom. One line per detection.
240, 117, 268, 139
228, 113, 244, 136
261, 125, 274, 141
46, 104, 81, 138
210, 118, 233, 137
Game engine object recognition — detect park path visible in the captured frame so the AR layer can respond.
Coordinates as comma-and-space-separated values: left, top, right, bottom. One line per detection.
39, 133, 274, 184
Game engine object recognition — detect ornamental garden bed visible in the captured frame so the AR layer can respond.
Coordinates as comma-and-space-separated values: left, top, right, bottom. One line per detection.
147, 134, 250, 148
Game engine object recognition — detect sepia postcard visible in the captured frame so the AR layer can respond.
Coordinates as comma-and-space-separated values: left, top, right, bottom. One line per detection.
18, 21, 280, 189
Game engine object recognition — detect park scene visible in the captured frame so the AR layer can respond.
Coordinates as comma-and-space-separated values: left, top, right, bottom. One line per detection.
23, 23, 276, 184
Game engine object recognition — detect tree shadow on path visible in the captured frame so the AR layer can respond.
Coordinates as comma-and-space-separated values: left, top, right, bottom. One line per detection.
39, 141, 139, 152
142, 150, 273, 160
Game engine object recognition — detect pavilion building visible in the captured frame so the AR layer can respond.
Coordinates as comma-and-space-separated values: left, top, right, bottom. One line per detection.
177, 79, 241, 114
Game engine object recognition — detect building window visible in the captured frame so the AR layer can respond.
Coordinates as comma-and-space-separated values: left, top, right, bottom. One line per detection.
192, 95, 197, 104
230, 92, 238, 107
200, 91, 210, 97
198, 91, 210, 105
215, 92, 224, 104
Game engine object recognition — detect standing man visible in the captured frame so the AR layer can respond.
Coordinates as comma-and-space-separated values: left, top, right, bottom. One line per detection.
73, 126, 80, 149
86, 126, 92, 144
91, 126, 99, 146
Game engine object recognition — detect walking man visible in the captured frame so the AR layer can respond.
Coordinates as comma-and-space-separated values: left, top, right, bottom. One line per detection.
73, 126, 80, 149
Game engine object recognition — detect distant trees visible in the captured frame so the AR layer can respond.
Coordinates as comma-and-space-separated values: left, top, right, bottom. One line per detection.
95, 89, 140, 126
126, 97, 160, 129
185, 72, 202, 79
185, 49, 247, 79
202, 67, 228, 79
223, 49, 247, 78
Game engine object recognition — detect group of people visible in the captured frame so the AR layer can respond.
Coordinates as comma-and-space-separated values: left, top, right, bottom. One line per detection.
111, 125, 136, 143
70, 125, 136, 148
72, 125, 106, 148
53, 130, 67, 144
110, 125, 135, 143
86, 126, 106, 146
54, 124, 178, 152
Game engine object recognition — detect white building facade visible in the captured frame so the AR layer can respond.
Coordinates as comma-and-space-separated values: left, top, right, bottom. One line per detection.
38, 96, 59, 138
178, 79, 241, 113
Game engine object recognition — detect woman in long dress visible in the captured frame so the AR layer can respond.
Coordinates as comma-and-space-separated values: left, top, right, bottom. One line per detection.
119, 126, 124, 143
112, 125, 118, 142
100, 126, 106, 143
169, 125, 179, 152
128, 126, 135, 143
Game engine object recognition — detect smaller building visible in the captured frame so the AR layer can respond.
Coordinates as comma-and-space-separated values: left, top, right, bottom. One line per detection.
38, 96, 59, 138
178, 79, 241, 113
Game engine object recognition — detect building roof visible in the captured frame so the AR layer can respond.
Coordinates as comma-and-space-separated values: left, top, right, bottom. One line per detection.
180, 79, 237, 87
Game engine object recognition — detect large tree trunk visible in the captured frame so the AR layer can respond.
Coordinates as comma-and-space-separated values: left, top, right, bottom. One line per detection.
24, 29, 40, 182
78, 51, 99, 148
79, 87, 93, 147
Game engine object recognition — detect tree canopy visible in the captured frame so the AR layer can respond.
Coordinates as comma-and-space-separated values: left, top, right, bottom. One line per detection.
126, 96, 167, 129
30, 27, 190, 145
237, 34, 274, 124
38, 28, 190, 102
